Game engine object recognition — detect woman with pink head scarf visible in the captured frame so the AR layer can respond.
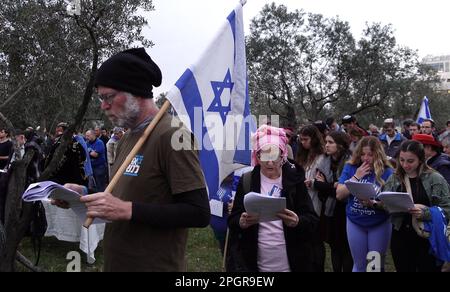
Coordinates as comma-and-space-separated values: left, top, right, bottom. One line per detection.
227, 125, 319, 272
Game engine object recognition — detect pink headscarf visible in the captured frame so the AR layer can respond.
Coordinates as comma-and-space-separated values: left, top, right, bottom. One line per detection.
251, 125, 289, 166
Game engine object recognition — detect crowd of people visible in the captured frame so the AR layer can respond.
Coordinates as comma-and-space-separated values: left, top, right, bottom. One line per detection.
0, 124, 125, 192
1, 47, 449, 272
225, 116, 450, 272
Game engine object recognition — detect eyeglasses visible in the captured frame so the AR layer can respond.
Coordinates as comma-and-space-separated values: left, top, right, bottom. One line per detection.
96, 92, 120, 105
257, 153, 283, 163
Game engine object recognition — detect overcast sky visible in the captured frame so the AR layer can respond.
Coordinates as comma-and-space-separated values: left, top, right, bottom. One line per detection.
145, 0, 450, 96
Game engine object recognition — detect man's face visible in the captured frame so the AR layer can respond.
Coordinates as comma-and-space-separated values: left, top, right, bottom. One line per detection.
15, 134, 25, 146
410, 126, 420, 136
329, 122, 338, 132
424, 145, 434, 159
343, 122, 356, 131
98, 86, 141, 129
85, 131, 96, 142
422, 121, 433, 135
101, 130, 108, 136
94, 128, 101, 137
55, 126, 64, 137
447, 123, 450, 131
443, 143, 450, 156
383, 125, 396, 138
369, 126, 379, 136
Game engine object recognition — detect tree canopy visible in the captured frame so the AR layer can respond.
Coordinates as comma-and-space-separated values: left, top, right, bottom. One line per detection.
247, 3, 444, 128
0, 0, 155, 131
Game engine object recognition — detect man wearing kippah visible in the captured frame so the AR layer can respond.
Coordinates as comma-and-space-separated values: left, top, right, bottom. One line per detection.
59, 48, 210, 272
379, 118, 406, 159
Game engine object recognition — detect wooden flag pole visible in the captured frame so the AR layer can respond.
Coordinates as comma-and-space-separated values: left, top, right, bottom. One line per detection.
83, 100, 171, 228
222, 228, 230, 271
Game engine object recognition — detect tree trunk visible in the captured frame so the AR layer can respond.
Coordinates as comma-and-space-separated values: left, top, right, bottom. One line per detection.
286, 105, 297, 128
0, 150, 35, 272
0, 19, 99, 272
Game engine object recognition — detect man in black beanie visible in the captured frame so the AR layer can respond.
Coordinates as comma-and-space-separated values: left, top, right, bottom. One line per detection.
57, 48, 210, 272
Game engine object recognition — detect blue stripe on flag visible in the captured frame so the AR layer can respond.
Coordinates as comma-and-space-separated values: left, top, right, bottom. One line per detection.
233, 79, 253, 165
425, 98, 431, 119
175, 69, 220, 200
227, 11, 236, 44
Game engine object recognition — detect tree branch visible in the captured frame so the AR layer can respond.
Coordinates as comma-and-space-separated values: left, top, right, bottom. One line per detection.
0, 75, 35, 110
16, 252, 45, 272
268, 98, 289, 120
351, 97, 385, 115
0, 111, 15, 137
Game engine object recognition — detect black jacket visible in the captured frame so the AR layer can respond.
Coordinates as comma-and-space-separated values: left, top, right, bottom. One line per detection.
428, 153, 450, 186
228, 163, 319, 272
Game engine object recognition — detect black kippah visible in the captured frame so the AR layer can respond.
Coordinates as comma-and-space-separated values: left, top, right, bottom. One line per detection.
95, 48, 162, 99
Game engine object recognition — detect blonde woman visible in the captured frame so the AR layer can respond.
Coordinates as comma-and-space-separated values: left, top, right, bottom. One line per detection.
337, 136, 394, 272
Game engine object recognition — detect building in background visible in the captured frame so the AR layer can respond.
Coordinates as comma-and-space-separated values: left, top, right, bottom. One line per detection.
423, 55, 450, 93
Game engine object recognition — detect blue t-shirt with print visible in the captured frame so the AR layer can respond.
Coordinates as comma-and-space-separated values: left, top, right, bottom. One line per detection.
339, 163, 394, 228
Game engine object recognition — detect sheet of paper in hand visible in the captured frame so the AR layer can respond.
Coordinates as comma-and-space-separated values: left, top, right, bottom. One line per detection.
244, 192, 286, 223
22, 181, 107, 224
344, 181, 414, 213
377, 192, 415, 213
344, 181, 378, 201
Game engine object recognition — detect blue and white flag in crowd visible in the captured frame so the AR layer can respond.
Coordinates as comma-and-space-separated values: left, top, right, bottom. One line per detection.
166, 1, 255, 202
417, 96, 432, 124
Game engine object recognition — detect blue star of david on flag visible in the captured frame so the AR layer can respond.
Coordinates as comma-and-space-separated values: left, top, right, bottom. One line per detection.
167, 2, 255, 219
208, 69, 234, 124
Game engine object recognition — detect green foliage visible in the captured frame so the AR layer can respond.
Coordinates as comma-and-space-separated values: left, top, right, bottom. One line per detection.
0, 0, 155, 130
247, 3, 440, 128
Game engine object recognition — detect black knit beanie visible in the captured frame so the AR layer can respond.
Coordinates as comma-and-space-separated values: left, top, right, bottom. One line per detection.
95, 48, 162, 99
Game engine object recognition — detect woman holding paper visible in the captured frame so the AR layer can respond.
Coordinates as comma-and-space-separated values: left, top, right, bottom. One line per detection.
228, 125, 319, 272
336, 136, 394, 272
384, 140, 450, 272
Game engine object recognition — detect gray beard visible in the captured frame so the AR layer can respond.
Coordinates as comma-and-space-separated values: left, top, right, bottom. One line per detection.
109, 97, 141, 129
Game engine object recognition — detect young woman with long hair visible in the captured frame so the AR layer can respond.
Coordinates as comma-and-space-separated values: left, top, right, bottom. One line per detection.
336, 136, 394, 272
296, 125, 326, 271
314, 131, 354, 272
384, 140, 450, 272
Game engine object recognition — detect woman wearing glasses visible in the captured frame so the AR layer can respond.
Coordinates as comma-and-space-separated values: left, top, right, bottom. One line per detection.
228, 125, 319, 272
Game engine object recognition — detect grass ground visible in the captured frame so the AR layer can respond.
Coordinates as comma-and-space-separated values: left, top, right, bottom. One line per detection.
17, 227, 223, 272
17, 227, 395, 272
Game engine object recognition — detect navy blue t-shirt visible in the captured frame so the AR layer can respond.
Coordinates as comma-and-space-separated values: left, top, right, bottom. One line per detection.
339, 163, 394, 228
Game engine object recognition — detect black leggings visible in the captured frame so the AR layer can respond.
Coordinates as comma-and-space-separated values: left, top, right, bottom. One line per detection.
330, 243, 353, 272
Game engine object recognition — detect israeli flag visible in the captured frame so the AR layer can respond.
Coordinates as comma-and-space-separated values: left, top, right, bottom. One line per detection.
166, 1, 255, 201
417, 96, 432, 124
